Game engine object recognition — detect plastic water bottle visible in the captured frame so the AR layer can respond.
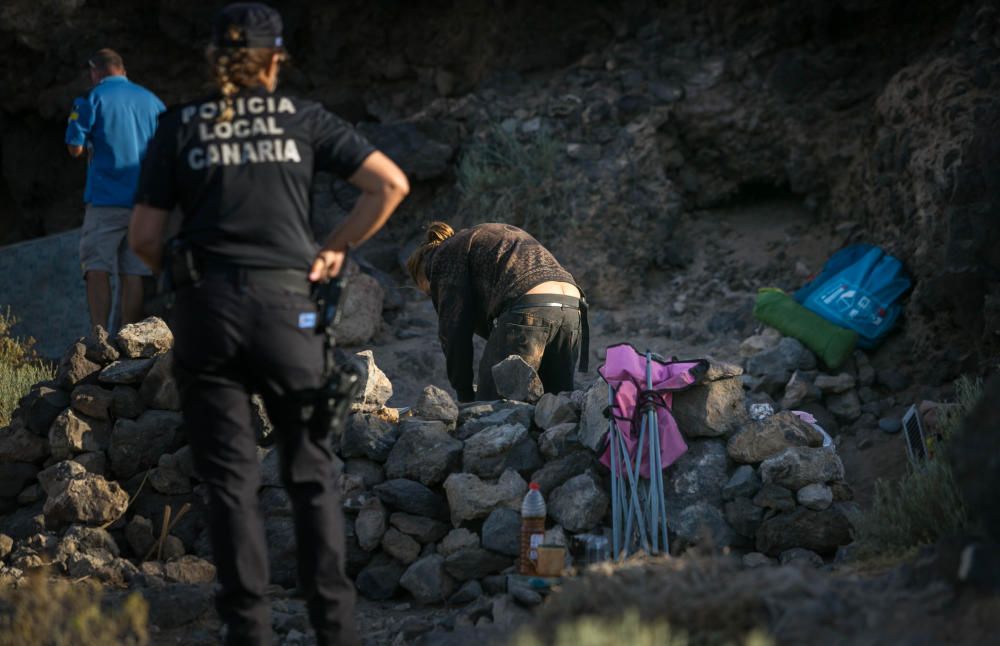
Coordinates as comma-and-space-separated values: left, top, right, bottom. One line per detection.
519, 482, 546, 575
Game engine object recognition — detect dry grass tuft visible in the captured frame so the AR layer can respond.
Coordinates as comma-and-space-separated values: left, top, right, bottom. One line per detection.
519, 555, 820, 645
0, 574, 149, 646
0, 307, 54, 426
456, 125, 567, 241
850, 376, 980, 560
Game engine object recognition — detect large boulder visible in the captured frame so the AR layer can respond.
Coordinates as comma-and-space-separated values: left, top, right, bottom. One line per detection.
400, 554, 455, 604
98, 358, 156, 385
672, 376, 748, 438
349, 350, 393, 411
530, 451, 596, 497
722, 465, 761, 501
663, 439, 728, 522
83, 325, 120, 364
149, 450, 193, 495
462, 424, 541, 479
443, 469, 527, 526
726, 412, 824, 464
115, 318, 173, 359
384, 423, 462, 486
745, 337, 808, 394
22, 385, 70, 435
537, 422, 582, 460
578, 380, 610, 451
381, 527, 421, 564
341, 413, 399, 462
336, 273, 384, 346
724, 497, 764, 539
108, 410, 185, 479
55, 342, 101, 390
439, 528, 479, 557
412, 385, 459, 426
48, 409, 110, 460
163, 556, 217, 584
0, 422, 48, 463
491, 355, 544, 403
673, 502, 740, 551
533, 392, 579, 430
759, 447, 845, 490
36, 459, 85, 497
389, 513, 449, 544
481, 508, 521, 557
797, 483, 834, 511
69, 384, 114, 420
825, 390, 862, 422
355, 553, 406, 600
111, 386, 145, 419
755, 506, 853, 556
374, 479, 449, 521
549, 474, 609, 533
139, 352, 181, 410
42, 473, 128, 527
457, 402, 534, 440
443, 546, 513, 581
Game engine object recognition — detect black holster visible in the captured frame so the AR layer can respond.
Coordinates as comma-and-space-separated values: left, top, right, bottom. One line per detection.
305, 269, 359, 442
303, 365, 360, 442
162, 237, 202, 292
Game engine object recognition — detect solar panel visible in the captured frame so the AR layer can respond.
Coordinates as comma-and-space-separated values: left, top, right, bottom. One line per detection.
902, 404, 926, 464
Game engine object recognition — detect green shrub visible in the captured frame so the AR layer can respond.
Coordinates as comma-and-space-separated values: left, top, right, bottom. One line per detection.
514, 609, 773, 646
0, 575, 149, 646
851, 377, 981, 558
0, 307, 55, 426
456, 125, 566, 241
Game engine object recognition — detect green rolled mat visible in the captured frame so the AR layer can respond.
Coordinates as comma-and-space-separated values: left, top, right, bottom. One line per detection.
753, 287, 857, 370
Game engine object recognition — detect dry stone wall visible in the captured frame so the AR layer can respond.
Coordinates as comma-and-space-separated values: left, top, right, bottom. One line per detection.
0, 317, 857, 600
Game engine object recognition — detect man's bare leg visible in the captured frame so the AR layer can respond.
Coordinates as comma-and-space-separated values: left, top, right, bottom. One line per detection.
121, 274, 144, 325
86, 270, 112, 329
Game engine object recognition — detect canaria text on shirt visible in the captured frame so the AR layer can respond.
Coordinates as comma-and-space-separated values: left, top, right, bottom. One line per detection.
182, 95, 301, 170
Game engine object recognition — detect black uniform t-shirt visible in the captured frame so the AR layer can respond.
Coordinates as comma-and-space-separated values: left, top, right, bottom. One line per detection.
136, 87, 375, 269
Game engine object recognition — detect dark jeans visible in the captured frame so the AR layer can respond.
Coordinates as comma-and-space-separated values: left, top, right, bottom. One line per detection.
171, 273, 357, 646
477, 294, 583, 400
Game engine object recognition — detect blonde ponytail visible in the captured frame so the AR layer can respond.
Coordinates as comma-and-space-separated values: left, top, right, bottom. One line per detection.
207, 45, 283, 123
407, 221, 455, 286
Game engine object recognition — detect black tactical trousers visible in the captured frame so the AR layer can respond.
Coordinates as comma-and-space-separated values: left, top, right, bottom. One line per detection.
171, 273, 357, 646
476, 294, 583, 400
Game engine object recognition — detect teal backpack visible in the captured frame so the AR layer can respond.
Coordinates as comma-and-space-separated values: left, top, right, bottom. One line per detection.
795, 244, 912, 349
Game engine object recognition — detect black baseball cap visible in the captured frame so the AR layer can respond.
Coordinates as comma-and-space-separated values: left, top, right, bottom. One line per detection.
211, 2, 284, 49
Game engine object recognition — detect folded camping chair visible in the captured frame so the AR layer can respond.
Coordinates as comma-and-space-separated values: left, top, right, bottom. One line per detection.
598, 344, 707, 559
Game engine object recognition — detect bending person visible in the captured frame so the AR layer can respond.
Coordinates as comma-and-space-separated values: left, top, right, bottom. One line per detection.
128, 4, 409, 645
408, 222, 588, 402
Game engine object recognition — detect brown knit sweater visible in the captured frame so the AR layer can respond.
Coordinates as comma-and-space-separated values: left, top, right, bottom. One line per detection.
425, 223, 577, 401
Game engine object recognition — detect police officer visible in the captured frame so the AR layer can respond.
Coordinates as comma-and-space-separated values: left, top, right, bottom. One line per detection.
128, 4, 409, 645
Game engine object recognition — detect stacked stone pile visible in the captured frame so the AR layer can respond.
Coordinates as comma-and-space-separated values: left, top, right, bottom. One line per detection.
0, 318, 215, 587
738, 327, 910, 440
0, 319, 857, 606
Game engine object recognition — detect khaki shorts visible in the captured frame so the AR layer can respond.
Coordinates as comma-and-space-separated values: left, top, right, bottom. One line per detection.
79, 204, 151, 276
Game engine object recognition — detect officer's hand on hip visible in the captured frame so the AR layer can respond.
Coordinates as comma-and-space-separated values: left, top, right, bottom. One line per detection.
309, 249, 345, 282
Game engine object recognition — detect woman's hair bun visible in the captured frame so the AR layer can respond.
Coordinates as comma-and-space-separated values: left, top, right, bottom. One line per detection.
425, 221, 454, 245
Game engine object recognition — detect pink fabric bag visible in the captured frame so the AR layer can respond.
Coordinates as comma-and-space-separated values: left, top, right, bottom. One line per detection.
598, 344, 707, 478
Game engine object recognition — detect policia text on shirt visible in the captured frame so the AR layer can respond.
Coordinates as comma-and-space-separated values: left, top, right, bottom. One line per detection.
182, 95, 301, 169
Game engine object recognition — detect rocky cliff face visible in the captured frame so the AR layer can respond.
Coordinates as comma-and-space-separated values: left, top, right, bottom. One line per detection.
0, 0, 997, 362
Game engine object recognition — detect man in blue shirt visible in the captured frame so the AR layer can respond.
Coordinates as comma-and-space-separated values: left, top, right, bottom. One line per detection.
66, 48, 165, 328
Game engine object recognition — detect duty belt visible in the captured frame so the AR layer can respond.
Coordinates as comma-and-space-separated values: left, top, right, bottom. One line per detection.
199, 260, 312, 297
502, 293, 590, 372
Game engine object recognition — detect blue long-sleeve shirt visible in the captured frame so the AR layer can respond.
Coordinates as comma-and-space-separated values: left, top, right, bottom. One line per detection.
65, 75, 165, 207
